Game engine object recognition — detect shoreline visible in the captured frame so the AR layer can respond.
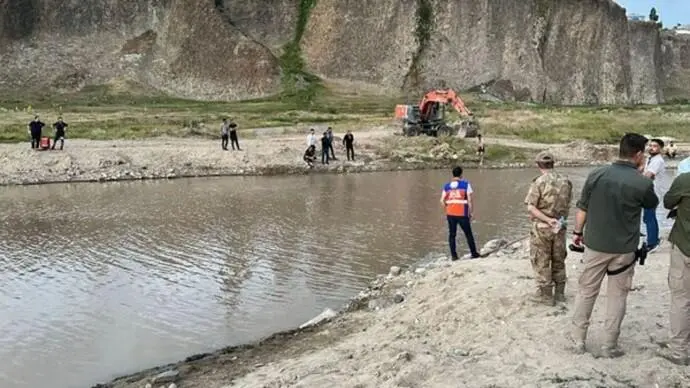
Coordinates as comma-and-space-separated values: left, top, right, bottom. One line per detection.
1, 133, 680, 188
92, 237, 526, 388
3, 159, 610, 188
93, 237, 689, 388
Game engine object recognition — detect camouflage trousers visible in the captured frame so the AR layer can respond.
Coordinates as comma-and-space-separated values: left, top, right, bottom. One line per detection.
529, 223, 567, 288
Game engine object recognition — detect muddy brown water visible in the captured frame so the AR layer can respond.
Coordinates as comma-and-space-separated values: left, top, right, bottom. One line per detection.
0, 167, 676, 388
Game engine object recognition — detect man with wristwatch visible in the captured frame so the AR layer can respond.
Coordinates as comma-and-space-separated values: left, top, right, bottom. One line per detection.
568, 133, 659, 358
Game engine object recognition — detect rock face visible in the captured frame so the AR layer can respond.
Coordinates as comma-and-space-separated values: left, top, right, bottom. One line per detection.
661, 31, 690, 101
0, 0, 671, 104
0, 0, 281, 100
628, 22, 664, 104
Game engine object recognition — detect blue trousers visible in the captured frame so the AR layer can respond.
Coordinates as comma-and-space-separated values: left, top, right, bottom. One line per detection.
643, 207, 659, 247
447, 215, 479, 259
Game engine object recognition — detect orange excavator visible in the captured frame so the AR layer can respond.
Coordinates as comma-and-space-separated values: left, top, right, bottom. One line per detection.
394, 89, 480, 138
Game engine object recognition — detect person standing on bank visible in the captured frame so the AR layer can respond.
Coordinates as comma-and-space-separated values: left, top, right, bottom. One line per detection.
229, 121, 241, 151
51, 116, 68, 150
343, 130, 355, 161
28, 115, 45, 149
441, 166, 480, 260
569, 133, 658, 358
524, 151, 573, 306
326, 127, 337, 160
320, 131, 330, 165
220, 118, 230, 150
306, 128, 317, 148
642, 138, 667, 252
658, 166, 690, 365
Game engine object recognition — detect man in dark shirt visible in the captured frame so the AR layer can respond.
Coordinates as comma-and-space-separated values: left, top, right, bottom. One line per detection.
569, 133, 658, 358
659, 169, 690, 365
343, 130, 355, 161
51, 117, 68, 150
320, 132, 330, 165
326, 127, 337, 160
229, 122, 241, 151
28, 115, 45, 149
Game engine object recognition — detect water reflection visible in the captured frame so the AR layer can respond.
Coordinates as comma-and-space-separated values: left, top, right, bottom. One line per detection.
0, 167, 675, 388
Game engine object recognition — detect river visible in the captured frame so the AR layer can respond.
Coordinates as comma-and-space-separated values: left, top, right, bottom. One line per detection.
0, 167, 675, 388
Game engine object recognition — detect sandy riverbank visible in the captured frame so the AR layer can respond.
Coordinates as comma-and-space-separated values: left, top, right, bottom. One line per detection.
2, 127, 682, 187
95, 237, 689, 388
6, 127, 684, 185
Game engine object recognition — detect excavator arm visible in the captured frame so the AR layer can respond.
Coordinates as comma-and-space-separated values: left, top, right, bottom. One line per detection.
419, 89, 473, 120
394, 88, 480, 138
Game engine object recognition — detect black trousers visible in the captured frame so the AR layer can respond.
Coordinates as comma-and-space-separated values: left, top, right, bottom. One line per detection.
321, 149, 329, 164
31, 134, 41, 149
221, 134, 229, 149
328, 143, 336, 158
52, 134, 64, 150
230, 133, 240, 150
346, 145, 355, 160
447, 215, 479, 259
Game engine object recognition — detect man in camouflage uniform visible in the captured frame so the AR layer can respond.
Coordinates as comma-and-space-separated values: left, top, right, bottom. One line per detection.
524, 151, 573, 306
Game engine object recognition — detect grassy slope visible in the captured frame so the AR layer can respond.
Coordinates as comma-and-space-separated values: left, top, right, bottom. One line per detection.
0, 82, 689, 144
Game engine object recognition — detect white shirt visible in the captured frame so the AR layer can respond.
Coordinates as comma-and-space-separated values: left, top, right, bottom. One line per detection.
645, 154, 667, 199
306, 133, 316, 147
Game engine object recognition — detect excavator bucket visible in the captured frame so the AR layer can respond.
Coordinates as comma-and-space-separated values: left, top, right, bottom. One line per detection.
453, 117, 480, 138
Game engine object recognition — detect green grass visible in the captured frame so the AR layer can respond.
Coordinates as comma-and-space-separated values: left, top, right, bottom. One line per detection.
0, 83, 400, 142
1, 82, 688, 144
375, 135, 528, 164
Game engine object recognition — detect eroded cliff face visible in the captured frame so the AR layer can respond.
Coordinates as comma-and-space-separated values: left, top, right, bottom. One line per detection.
0, 0, 281, 100
301, 0, 662, 105
661, 31, 690, 100
0, 0, 668, 104
628, 22, 664, 104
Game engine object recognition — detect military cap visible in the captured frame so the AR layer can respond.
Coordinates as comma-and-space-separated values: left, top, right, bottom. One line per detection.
535, 151, 555, 163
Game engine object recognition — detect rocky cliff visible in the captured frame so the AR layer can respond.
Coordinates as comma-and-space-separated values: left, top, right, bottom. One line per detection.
661, 31, 690, 101
0, 0, 668, 104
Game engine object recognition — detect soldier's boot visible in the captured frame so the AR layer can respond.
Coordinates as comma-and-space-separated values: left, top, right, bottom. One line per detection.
529, 286, 554, 306
554, 283, 566, 303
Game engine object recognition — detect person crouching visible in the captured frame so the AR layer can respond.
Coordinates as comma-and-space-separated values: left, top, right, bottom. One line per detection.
303, 145, 316, 168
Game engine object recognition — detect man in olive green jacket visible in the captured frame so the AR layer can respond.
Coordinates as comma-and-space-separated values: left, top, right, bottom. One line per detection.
659, 168, 690, 365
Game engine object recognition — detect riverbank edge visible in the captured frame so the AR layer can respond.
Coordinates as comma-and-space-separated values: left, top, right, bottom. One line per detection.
90, 238, 526, 388
2, 159, 615, 188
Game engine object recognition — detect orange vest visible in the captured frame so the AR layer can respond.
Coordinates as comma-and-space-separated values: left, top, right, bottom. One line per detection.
443, 179, 469, 216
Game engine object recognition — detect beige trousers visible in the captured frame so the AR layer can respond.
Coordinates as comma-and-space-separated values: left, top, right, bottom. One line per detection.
668, 245, 690, 358
571, 248, 636, 347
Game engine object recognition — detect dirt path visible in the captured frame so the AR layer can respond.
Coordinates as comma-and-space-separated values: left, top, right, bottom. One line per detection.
99, 238, 689, 388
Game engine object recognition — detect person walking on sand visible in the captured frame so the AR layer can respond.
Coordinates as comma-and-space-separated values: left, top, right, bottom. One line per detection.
220, 118, 230, 150
326, 127, 337, 160
343, 130, 355, 161
524, 151, 573, 306
320, 131, 330, 165
657, 165, 690, 365
28, 115, 45, 149
477, 134, 486, 166
51, 116, 68, 150
441, 166, 480, 261
569, 133, 658, 358
642, 138, 667, 252
229, 121, 241, 151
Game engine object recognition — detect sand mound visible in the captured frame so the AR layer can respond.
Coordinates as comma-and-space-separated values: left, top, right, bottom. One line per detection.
228, 240, 688, 388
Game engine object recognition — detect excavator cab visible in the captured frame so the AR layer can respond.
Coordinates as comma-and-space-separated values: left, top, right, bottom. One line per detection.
394, 89, 479, 138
